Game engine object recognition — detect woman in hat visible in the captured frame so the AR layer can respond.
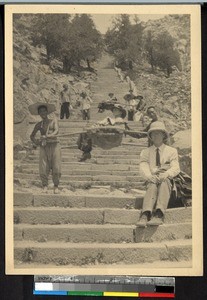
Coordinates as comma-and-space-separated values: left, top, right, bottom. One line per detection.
137, 121, 180, 227
29, 102, 61, 194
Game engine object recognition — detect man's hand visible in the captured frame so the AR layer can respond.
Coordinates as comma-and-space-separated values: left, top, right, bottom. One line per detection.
158, 172, 169, 182
148, 175, 159, 184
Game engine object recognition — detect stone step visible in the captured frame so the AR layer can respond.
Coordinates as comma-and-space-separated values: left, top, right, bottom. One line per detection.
14, 179, 145, 189
19, 166, 141, 176
29, 147, 147, 155
14, 222, 192, 244
14, 192, 144, 209
18, 163, 139, 172
14, 224, 135, 243
25, 157, 142, 165
27, 152, 143, 160
14, 173, 144, 183
14, 206, 192, 225
135, 223, 192, 243
14, 239, 192, 265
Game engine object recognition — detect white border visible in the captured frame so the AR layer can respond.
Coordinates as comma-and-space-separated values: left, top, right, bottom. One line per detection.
5, 4, 203, 275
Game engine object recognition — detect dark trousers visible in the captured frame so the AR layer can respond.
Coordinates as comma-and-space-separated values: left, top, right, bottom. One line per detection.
60, 102, 70, 119
82, 109, 90, 120
128, 110, 134, 121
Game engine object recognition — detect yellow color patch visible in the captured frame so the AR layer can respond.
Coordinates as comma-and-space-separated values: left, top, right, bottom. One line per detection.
103, 292, 139, 297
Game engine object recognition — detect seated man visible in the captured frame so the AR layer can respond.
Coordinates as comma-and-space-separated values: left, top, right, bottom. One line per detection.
77, 132, 92, 162
137, 121, 180, 227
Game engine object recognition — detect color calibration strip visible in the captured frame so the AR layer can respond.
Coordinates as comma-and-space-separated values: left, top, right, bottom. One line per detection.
34, 290, 175, 297
34, 282, 175, 297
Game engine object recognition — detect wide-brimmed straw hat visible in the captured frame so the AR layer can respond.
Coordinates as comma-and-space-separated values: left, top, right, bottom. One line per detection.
112, 104, 127, 118
124, 94, 143, 101
148, 121, 169, 139
28, 102, 56, 115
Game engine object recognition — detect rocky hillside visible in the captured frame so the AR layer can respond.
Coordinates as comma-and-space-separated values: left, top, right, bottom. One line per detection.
131, 15, 191, 130
13, 15, 96, 126
13, 14, 191, 142
143, 14, 190, 71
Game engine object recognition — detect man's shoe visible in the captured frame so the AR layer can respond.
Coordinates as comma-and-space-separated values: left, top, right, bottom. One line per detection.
136, 213, 149, 227
79, 152, 91, 162
147, 216, 163, 226
42, 186, 48, 193
54, 187, 59, 194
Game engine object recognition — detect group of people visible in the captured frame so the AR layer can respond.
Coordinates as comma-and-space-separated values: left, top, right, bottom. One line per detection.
29, 98, 182, 227
59, 65, 146, 124
59, 83, 93, 121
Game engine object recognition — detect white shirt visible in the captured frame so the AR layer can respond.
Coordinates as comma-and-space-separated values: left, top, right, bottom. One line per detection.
82, 96, 93, 110
60, 90, 71, 103
140, 144, 180, 180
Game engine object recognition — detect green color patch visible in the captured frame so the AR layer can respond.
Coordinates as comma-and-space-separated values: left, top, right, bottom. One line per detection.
68, 291, 103, 296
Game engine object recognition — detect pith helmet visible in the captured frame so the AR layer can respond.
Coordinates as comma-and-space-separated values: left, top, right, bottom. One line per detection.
148, 121, 169, 139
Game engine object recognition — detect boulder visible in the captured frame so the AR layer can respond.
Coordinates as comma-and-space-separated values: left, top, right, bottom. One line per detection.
40, 64, 53, 74
14, 150, 27, 160
14, 109, 26, 124
172, 129, 191, 176
172, 129, 191, 154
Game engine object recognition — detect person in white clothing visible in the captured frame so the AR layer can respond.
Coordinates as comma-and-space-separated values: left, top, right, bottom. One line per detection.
80, 91, 93, 120
137, 121, 180, 227
125, 76, 138, 96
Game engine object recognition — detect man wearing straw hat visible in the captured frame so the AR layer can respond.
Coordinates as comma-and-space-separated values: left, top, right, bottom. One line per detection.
29, 102, 61, 194
137, 121, 180, 226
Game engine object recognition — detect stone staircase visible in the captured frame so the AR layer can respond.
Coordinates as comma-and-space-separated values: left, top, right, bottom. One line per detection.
13, 54, 192, 268
14, 191, 192, 266
14, 121, 192, 267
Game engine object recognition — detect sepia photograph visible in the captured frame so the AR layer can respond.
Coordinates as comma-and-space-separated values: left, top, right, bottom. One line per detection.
5, 4, 202, 275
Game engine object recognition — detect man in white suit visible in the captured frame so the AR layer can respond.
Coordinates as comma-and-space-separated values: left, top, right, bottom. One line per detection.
137, 121, 180, 226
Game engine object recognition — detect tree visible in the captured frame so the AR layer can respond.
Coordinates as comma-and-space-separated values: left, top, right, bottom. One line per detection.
145, 30, 156, 71
145, 30, 181, 77
70, 14, 103, 70
31, 14, 103, 73
105, 14, 143, 70
31, 14, 71, 63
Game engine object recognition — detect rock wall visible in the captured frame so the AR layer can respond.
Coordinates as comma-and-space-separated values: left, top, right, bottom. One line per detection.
13, 15, 96, 133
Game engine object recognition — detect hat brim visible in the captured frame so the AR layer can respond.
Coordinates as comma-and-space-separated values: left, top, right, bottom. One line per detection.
112, 105, 127, 118
148, 129, 169, 140
124, 94, 132, 101
28, 102, 56, 115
